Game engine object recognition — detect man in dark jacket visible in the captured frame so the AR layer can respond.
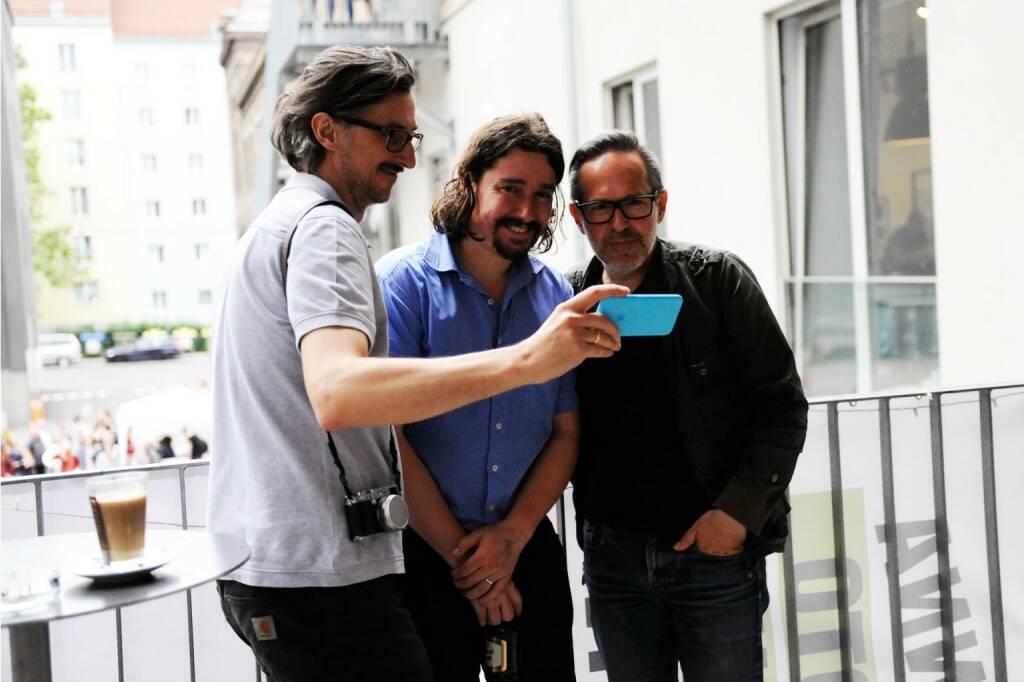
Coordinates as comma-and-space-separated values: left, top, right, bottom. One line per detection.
566, 131, 808, 682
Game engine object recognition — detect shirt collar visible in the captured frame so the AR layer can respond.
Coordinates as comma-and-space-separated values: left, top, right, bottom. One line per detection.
423, 231, 545, 279
286, 173, 345, 205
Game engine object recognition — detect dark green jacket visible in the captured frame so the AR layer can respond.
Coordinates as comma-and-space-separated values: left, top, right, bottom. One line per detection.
568, 239, 808, 553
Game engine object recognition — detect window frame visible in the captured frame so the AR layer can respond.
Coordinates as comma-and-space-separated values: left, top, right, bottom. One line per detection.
70, 186, 89, 216
58, 43, 76, 72
605, 64, 660, 156
770, 0, 939, 395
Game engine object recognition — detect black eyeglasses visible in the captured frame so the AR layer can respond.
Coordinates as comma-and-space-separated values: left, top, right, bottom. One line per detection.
574, 192, 662, 224
336, 116, 423, 153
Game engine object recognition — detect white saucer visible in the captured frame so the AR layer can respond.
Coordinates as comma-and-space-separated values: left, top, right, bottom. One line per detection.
65, 548, 177, 584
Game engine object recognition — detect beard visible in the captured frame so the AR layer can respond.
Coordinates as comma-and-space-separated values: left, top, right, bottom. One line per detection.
595, 229, 656, 278
491, 217, 542, 263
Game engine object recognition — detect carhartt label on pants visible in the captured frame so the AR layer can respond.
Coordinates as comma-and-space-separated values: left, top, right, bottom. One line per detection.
252, 615, 277, 641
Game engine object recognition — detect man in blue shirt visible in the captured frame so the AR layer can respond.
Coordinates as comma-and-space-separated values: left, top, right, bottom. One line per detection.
377, 113, 578, 680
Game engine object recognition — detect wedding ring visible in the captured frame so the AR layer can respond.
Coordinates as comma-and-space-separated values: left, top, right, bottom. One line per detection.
484, 578, 495, 586
593, 331, 601, 345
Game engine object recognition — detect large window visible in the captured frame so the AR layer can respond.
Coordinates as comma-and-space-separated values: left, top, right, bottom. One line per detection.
778, 0, 936, 397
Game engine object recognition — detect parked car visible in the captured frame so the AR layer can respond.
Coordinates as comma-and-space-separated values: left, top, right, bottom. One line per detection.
104, 339, 181, 362
38, 333, 83, 367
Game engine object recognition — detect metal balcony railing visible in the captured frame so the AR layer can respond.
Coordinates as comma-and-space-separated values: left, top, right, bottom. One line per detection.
3, 381, 1021, 681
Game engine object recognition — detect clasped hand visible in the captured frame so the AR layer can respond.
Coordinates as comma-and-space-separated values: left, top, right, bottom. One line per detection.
450, 521, 529, 624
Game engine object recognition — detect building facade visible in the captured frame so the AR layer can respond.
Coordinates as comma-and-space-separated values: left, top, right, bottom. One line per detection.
11, 0, 239, 331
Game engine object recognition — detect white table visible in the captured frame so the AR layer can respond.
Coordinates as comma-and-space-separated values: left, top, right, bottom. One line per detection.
1, 530, 250, 682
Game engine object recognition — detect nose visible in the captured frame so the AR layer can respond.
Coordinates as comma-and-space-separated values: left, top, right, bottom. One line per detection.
609, 205, 631, 232
510, 195, 535, 222
397, 141, 416, 169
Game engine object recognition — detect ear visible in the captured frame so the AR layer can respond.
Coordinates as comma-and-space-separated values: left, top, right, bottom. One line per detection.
568, 203, 585, 234
656, 188, 668, 222
311, 112, 338, 151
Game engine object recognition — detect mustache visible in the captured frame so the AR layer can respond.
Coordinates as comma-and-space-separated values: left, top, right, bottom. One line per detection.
603, 229, 643, 242
495, 217, 542, 233
380, 162, 404, 174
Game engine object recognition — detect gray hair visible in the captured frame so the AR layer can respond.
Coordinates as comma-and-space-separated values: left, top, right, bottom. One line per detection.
271, 45, 415, 173
568, 131, 663, 202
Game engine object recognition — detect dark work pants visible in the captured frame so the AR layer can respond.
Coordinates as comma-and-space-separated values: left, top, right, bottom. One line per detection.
218, 574, 431, 682
582, 522, 769, 682
403, 517, 576, 681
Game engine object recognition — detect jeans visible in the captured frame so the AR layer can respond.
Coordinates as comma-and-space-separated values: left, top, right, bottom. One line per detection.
218, 574, 431, 682
582, 522, 768, 682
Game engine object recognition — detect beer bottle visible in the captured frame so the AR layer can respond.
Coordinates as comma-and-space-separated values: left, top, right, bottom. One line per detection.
483, 622, 518, 681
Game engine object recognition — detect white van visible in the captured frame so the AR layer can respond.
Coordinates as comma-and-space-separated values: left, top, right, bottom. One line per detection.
38, 333, 83, 367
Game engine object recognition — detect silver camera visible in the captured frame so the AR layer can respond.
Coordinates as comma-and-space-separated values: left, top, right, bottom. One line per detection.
344, 486, 409, 541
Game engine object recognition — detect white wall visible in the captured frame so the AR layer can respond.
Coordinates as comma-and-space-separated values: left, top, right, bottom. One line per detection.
439, 0, 583, 271
926, 0, 1024, 387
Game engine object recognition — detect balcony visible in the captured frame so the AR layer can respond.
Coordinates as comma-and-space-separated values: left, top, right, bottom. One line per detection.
3, 382, 1021, 681
279, 0, 447, 78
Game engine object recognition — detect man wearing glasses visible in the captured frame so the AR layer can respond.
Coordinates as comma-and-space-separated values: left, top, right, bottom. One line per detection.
210, 47, 624, 681
566, 131, 808, 681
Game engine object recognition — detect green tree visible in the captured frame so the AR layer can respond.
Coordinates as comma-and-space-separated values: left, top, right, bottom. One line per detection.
33, 225, 81, 288
16, 45, 81, 287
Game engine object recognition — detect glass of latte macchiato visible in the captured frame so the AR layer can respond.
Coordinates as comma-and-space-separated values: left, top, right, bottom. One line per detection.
87, 473, 148, 563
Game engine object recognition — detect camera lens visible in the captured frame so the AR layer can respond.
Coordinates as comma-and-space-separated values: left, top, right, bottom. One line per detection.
377, 495, 409, 531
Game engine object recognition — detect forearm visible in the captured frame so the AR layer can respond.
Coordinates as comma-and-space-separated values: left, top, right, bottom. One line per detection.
301, 284, 628, 431
305, 330, 530, 430
503, 412, 579, 541
397, 428, 466, 565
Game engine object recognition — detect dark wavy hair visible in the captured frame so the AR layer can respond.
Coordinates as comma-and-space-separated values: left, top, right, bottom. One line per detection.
430, 113, 565, 253
568, 131, 663, 202
271, 45, 415, 173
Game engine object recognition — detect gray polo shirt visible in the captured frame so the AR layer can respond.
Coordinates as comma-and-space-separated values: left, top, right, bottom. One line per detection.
208, 173, 402, 588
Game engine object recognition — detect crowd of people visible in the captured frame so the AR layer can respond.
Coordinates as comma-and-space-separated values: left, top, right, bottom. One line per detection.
1, 414, 208, 478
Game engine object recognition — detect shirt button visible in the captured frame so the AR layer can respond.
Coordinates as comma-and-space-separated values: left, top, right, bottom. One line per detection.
491, 464, 499, 473
489, 504, 496, 512
495, 422, 503, 430
771, 473, 779, 483
497, 337, 502, 344
486, 298, 495, 306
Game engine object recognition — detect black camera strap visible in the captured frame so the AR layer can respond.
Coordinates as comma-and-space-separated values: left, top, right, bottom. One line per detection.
282, 196, 403, 498
326, 431, 402, 498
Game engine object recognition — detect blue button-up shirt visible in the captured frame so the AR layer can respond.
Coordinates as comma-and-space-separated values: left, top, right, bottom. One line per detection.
376, 232, 577, 529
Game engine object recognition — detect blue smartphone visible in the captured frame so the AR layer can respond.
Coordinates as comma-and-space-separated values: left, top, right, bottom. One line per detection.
596, 294, 683, 336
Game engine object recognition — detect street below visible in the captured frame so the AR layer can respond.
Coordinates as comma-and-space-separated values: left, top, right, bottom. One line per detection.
30, 352, 211, 429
